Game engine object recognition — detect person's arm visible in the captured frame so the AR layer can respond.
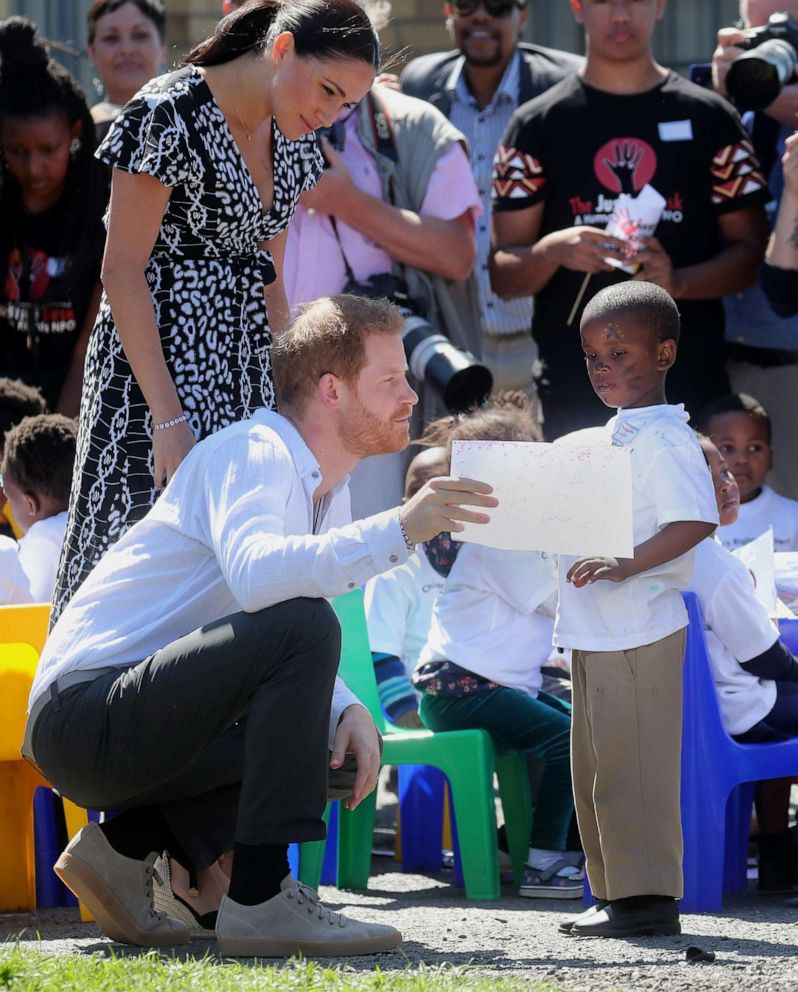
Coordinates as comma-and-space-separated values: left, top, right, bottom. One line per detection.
371, 652, 422, 727
330, 702, 382, 810
299, 138, 476, 281
263, 229, 289, 338
712, 26, 798, 127
632, 207, 769, 298
101, 168, 196, 487
567, 520, 716, 587
766, 131, 798, 272
55, 281, 101, 418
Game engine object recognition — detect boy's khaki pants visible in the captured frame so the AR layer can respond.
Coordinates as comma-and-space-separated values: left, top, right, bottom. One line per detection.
571, 628, 686, 901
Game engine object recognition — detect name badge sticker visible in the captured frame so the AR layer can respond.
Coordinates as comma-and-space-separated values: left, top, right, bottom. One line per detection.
658, 120, 693, 142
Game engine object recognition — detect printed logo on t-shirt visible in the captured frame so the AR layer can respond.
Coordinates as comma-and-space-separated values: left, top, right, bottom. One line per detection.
593, 138, 657, 195
493, 145, 546, 200
711, 140, 767, 205
3, 246, 76, 335
611, 421, 640, 447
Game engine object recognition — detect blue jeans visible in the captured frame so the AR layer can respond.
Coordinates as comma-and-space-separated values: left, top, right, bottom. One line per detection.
419, 686, 573, 851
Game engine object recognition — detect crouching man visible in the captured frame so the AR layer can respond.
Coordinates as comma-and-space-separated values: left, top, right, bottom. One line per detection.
22, 295, 496, 957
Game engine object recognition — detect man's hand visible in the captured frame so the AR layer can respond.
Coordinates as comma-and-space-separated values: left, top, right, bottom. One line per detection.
330, 704, 381, 811
399, 476, 497, 545
300, 139, 357, 216
567, 556, 630, 587
543, 226, 627, 274
632, 236, 683, 296
393, 708, 424, 730
712, 26, 748, 98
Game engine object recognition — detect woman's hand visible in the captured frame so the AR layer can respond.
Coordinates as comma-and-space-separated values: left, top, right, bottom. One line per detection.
152, 418, 196, 488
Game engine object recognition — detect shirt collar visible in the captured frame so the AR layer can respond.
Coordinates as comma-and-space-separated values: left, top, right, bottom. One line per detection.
251, 408, 350, 497
450, 49, 522, 109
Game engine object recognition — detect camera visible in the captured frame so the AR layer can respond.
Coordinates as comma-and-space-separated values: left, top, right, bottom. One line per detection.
726, 11, 798, 111
318, 121, 345, 165
342, 272, 493, 413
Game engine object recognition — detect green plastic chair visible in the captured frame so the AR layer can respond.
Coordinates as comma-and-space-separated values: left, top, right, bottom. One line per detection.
300, 588, 533, 900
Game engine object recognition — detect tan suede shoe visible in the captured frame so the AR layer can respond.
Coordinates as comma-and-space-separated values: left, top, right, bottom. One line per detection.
54, 822, 190, 946
216, 876, 402, 957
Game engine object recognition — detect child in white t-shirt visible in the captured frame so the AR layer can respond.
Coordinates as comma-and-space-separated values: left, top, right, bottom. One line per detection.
700, 393, 798, 552
692, 435, 798, 892
365, 446, 451, 729
556, 283, 717, 939
412, 396, 581, 900
0, 414, 75, 604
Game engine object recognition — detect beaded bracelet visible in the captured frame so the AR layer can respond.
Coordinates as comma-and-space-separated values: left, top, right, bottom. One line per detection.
152, 412, 189, 431
398, 510, 415, 551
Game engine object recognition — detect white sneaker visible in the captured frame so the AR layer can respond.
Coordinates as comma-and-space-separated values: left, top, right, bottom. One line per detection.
54, 823, 189, 946
152, 853, 216, 940
216, 876, 402, 957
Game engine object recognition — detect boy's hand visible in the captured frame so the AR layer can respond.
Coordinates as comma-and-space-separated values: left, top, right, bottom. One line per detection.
567, 556, 629, 587
399, 476, 497, 545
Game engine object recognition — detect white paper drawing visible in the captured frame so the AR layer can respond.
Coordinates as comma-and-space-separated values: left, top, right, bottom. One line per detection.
451, 439, 634, 557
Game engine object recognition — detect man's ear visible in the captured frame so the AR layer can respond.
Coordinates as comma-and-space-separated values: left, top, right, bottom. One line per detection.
317, 371, 344, 410
657, 338, 677, 371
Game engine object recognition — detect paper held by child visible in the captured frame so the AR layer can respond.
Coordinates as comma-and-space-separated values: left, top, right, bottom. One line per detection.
733, 527, 793, 618
603, 183, 667, 274
451, 439, 634, 557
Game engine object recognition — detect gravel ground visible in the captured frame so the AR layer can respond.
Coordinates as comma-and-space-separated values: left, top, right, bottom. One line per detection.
3, 861, 798, 992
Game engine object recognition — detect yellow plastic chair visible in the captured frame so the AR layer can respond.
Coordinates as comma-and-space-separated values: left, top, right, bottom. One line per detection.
0, 603, 89, 914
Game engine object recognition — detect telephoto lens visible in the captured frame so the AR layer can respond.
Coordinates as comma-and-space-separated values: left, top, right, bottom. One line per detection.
725, 11, 798, 111
401, 315, 493, 413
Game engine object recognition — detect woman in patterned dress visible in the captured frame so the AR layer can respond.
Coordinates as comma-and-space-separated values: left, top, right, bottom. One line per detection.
52, 0, 379, 617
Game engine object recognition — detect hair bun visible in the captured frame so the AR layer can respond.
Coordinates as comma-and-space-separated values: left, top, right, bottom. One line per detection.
0, 17, 50, 76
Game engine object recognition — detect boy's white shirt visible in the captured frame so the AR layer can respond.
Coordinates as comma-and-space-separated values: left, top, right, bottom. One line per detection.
718, 484, 798, 553
688, 536, 778, 736
0, 511, 67, 605
364, 549, 445, 677
553, 404, 718, 652
29, 410, 410, 747
416, 542, 558, 697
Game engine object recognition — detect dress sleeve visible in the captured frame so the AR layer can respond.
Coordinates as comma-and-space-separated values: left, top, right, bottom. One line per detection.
297, 134, 324, 195
96, 89, 192, 189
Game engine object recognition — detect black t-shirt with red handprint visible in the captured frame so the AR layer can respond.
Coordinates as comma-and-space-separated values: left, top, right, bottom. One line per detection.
493, 71, 770, 438
0, 197, 102, 409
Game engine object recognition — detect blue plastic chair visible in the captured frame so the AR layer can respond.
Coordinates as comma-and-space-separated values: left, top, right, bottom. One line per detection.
680, 591, 798, 911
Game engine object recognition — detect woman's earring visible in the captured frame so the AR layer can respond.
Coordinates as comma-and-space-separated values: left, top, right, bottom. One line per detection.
70, 138, 81, 157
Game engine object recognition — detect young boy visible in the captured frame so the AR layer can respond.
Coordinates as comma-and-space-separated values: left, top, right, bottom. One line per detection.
699, 393, 798, 552
0, 414, 76, 603
0, 377, 47, 539
554, 282, 718, 938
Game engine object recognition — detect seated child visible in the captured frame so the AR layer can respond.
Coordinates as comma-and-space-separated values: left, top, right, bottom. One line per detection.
412, 397, 581, 900
0, 414, 76, 603
700, 393, 798, 552
692, 434, 798, 892
0, 377, 47, 539
365, 446, 451, 729
556, 282, 717, 938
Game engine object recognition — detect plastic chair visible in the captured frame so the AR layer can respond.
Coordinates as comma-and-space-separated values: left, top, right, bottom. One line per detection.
317, 588, 532, 900
0, 604, 89, 913
680, 591, 798, 911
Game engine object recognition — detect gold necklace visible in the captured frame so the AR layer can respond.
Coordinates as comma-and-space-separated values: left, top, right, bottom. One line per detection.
232, 104, 256, 141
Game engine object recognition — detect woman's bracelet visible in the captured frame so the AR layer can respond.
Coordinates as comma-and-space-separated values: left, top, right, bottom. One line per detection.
152, 412, 189, 431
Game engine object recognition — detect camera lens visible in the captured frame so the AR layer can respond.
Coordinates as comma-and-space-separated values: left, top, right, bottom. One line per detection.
401, 316, 493, 413
726, 39, 797, 110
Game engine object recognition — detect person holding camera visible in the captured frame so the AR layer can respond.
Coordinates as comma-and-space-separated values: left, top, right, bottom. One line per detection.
763, 130, 798, 317
400, 0, 581, 416
490, 0, 770, 440
713, 0, 798, 500
283, 79, 482, 517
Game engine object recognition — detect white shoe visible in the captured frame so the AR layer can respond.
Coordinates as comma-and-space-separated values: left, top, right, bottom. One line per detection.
216, 876, 402, 957
54, 823, 189, 946
152, 852, 216, 940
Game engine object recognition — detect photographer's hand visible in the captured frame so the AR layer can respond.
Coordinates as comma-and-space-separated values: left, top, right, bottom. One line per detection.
712, 26, 748, 98
300, 138, 357, 216
399, 476, 497, 545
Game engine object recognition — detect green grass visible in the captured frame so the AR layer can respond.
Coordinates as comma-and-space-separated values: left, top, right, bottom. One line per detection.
0, 948, 559, 992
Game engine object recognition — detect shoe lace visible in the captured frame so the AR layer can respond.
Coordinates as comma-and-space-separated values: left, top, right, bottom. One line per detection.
288, 881, 347, 928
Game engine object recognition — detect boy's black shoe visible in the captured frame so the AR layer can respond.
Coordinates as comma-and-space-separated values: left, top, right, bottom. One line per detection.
757, 830, 798, 893
558, 899, 609, 934
570, 895, 680, 938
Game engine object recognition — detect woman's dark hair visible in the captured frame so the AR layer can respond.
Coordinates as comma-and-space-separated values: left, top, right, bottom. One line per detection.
185, 0, 381, 71
87, 0, 167, 46
0, 17, 107, 282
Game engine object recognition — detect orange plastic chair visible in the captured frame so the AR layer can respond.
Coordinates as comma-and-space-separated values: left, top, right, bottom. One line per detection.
0, 603, 89, 914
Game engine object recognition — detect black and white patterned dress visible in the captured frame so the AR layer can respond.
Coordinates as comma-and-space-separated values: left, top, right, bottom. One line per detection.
52, 66, 323, 617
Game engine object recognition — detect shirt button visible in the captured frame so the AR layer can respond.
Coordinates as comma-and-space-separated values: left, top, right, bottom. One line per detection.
312, 471, 319, 478
389, 554, 398, 563
348, 582, 355, 589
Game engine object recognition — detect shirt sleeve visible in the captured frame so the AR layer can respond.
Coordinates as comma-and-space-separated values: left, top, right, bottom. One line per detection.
761, 261, 798, 318
0, 535, 31, 604
97, 89, 193, 188
704, 556, 781, 663
467, 545, 558, 615
419, 142, 482, 223
297, 133, 325, 195
492, 109, 547, 213
708, 101, 770, 215
364, 571, 410, 659
17, 529, 59, 602
643, 437, 720, 529
203, 434, 409, 612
